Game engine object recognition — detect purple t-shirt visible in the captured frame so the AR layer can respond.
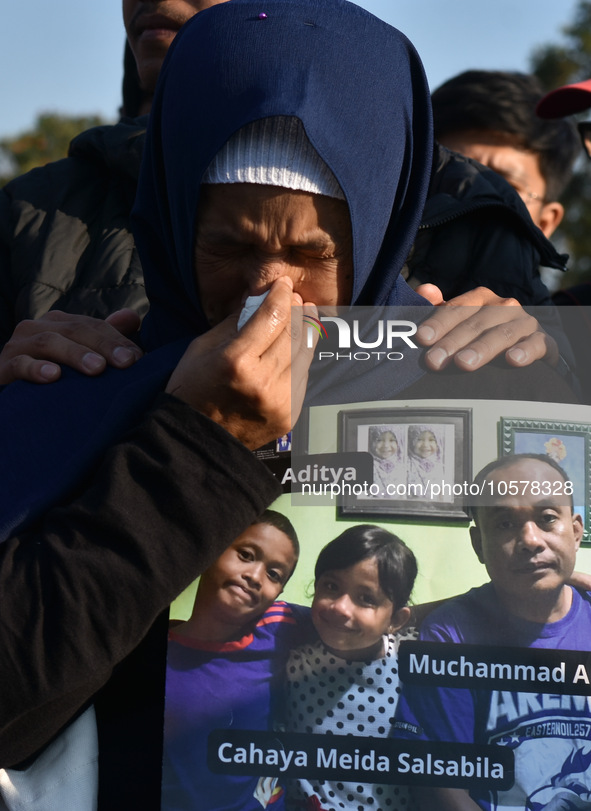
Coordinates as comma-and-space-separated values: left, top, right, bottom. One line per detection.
162, 602, 311, 811
395, 584, 591, 810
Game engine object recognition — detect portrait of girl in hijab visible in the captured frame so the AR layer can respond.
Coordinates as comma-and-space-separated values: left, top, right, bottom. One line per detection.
406, 423, 452, 501
367, 424, 406, 498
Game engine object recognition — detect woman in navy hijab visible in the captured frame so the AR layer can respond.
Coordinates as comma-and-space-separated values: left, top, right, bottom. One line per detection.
1, 0, 433, 544
135, 0, 433, 351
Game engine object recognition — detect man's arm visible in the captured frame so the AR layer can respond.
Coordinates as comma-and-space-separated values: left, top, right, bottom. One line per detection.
0, 277, 314, 766
0, 177, 144, 382
0, 286, 559, 384
0, 395, 281, 766
0, 309, 144, 383
416, 285, 559, 371
569, 571, 591, 592
0, 187, 17, 350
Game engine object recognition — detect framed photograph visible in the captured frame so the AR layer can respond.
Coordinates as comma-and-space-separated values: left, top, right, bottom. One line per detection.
338, 407, 472, 521
499, 418, 591, 544
253, 432, 293, 493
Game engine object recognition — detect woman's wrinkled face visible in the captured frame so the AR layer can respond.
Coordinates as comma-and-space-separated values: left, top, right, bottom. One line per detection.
413, 430, 438, 459
194, 183, 353, 325
372, 431, 398, 460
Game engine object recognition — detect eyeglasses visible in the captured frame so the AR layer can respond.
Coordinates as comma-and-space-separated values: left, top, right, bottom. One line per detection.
578, 121, 591, 159
519, 189, 544, 207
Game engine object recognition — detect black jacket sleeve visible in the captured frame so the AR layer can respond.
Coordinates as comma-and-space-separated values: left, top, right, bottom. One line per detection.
0, 187, 17, 348
407, 145, 566, 307
409, 209, 552, 305
0, 393, 281, 766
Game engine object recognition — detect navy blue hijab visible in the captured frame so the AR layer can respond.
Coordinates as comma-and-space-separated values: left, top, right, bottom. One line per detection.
0, 0, 433, 539
137, 0, 433, 348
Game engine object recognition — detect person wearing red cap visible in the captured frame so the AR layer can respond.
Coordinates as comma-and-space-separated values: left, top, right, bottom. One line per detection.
537, 77, 591, 119
537, 77, 591, 170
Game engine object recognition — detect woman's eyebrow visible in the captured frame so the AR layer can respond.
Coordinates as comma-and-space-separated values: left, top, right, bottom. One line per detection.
195, 223, 244, 243
293, 234, 338, 251
196, 223, 336, 248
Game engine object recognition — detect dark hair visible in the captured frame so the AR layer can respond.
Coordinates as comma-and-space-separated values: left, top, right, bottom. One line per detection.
470, 452, 573, 525
314, 525, 417, 608
253, 509, 300, 558
431, 70, 579, 200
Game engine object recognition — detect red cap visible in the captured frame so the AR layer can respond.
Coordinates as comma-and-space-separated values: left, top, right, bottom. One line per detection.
536, 78, 591, 118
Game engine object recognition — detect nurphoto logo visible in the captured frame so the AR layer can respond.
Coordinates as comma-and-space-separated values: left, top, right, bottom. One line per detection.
303, 315, 328, 339
305, 314, 419, 361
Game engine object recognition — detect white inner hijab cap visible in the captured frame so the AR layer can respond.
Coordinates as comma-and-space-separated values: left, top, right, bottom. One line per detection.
202, 116, 345, 200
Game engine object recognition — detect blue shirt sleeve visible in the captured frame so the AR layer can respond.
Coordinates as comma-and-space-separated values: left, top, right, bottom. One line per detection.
393, 619, 476, 744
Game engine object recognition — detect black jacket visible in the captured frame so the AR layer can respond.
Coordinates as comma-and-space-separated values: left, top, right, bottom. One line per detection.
406, 143, 567, 305
0, 394, 281, 808
0, 118, 148, 346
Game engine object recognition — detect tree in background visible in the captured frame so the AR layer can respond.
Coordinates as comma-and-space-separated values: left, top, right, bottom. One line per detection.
0, 113, 105, 186
530, 0, 591, 285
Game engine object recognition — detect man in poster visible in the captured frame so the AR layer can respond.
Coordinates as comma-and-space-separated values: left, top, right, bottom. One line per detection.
394, 453, 591, 810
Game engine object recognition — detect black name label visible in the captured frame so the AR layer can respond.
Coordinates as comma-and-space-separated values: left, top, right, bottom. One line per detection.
399, 641, 591, 695
208, 729, 514, 789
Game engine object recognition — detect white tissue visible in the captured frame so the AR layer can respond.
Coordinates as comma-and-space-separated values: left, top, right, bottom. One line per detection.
237, 291, 270, 330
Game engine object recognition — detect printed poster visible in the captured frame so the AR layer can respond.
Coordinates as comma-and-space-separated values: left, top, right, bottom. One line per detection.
163, 306, 591, 810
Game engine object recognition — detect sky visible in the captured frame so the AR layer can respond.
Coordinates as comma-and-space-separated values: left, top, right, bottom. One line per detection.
0, 0, 581, 139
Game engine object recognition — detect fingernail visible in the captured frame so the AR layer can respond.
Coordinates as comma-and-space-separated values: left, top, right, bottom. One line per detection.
456, 349, 480, 367
112, 346, 136, 365
425, 347, 447, 369
82, 352, 105, 372
40, 363, 60, 380
417, 325, 435, 342
507, 347, 526, 364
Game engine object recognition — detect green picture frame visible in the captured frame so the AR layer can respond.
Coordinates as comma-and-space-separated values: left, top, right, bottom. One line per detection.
499, 417, 591, 545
